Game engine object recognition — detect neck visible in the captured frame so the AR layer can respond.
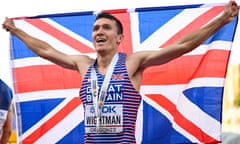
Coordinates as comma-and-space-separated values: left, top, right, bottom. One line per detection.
96, 51, 117, 74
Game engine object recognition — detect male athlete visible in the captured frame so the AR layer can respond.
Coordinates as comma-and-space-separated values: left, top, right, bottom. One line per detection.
2, 1, 239, 143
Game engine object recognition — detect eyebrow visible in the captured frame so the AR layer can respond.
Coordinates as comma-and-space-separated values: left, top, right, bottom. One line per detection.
93, 23, 112, 31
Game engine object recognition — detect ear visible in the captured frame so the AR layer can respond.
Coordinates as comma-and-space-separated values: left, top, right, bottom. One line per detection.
117, 34, 124, 45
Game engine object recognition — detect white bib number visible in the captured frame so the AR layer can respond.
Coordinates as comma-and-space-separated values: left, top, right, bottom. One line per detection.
85, 104, 123, 133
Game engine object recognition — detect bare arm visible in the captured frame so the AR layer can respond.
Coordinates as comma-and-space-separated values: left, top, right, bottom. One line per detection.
137, 1, 239, 69
0, 105, 12, 144
2, 17, 92, 73
126, 1, 239, 90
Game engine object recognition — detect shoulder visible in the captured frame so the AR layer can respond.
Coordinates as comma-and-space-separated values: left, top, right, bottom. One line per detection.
73, 54, 94, 63
126, 51, 152, 68
73, 54, 95, 77
125, 52, 147, 75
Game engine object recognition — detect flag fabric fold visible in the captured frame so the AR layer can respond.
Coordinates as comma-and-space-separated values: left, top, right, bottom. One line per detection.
10, 3, 238, 144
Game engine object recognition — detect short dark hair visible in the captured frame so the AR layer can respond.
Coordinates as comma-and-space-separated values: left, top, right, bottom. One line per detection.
95, 12, 123, 35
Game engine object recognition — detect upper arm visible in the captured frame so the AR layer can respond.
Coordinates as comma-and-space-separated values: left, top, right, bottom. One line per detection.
34, 48, 94, 80
126, 46, 186, 90
39, 48, 93, 74
43, 49, 80, 70
133, 44, 187, 70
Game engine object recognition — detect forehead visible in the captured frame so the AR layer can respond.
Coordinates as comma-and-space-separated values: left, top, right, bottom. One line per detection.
93, 18, 117, 26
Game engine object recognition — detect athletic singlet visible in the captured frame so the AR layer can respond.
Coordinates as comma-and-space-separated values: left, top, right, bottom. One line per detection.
79, 52, 142, 144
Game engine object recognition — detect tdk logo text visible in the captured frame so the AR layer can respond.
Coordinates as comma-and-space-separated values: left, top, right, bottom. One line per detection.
90, 105, 116, 114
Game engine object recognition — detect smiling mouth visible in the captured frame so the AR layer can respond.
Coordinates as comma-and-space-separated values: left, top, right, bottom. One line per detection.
96, 38, 106, 43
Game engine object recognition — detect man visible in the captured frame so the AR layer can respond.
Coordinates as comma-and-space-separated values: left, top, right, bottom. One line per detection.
2, 1, 239, 143
0, 79, 13, 144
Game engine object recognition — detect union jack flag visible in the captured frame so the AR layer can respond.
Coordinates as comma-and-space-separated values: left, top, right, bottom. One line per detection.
10, 3, 238, 144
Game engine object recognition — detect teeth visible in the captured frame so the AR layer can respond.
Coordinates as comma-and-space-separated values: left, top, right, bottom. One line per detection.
96, 38, 106, 43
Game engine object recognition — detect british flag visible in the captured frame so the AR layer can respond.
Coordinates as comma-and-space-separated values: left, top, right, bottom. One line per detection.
11, 3, 238, 144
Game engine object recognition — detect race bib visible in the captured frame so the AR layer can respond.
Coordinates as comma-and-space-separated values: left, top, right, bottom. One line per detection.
85, 104, 123, 133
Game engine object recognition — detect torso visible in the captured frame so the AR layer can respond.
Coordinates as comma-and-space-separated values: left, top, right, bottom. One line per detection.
79, 52, 142, 143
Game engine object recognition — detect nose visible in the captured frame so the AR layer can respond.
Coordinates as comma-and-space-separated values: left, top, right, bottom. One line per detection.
92, 25, 105, 40
96, 27, 104, 35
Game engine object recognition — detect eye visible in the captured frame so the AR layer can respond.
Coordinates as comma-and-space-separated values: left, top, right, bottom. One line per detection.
93, 25, 99, 32
103, 24, 112, 30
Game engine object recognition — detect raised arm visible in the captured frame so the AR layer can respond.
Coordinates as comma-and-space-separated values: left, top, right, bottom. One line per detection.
2, 17, 92, 73
136, 1, 239, 69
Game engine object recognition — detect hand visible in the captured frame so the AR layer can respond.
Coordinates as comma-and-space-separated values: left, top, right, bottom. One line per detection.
222, 1, 239, 23
2, 17, 16, 32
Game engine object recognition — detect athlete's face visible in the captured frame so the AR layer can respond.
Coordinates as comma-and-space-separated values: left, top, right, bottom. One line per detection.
92, 18, 123, 52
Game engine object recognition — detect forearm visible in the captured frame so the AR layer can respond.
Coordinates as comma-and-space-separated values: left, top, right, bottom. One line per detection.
178, 15, 228, 52
9, 27, 52, 58
0, 110, 12, 144
6, 23, 80, 70
0, 128, 11, 144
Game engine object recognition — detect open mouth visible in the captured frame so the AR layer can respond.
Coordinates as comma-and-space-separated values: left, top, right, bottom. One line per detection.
96, 38, 106, 43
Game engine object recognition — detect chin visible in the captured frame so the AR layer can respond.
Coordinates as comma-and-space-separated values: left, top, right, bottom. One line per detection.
95, 48, 106, 53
